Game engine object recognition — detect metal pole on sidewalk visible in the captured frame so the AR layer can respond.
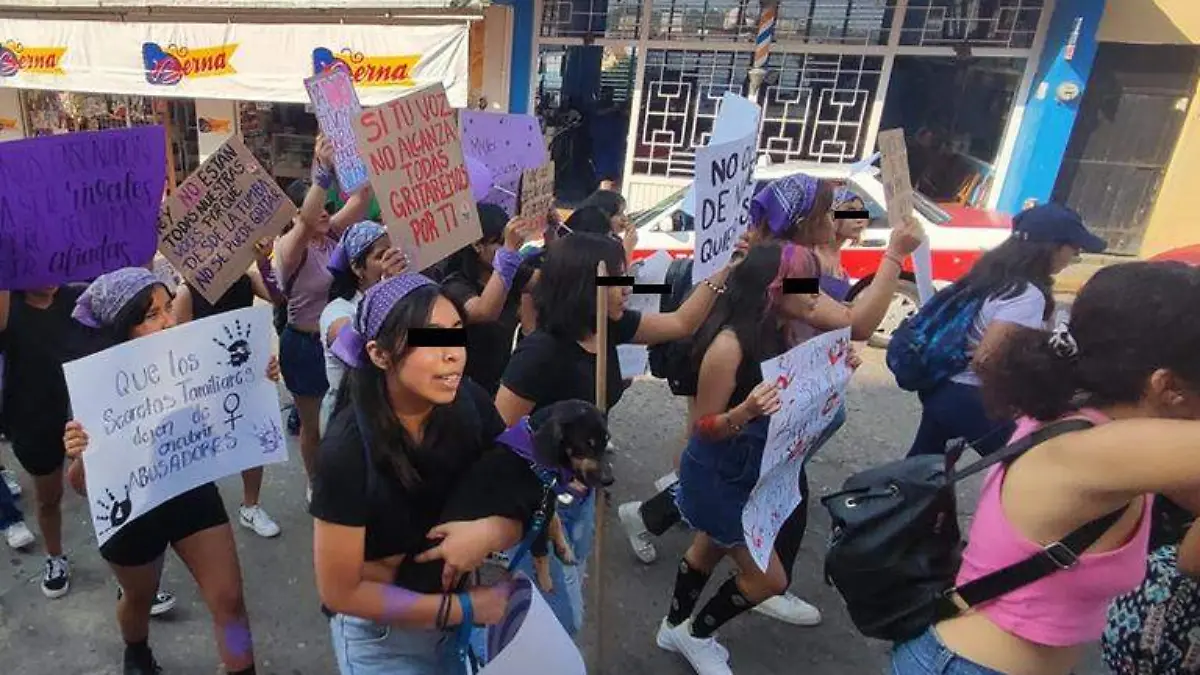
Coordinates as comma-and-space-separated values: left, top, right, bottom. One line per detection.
746, 0, 778, 102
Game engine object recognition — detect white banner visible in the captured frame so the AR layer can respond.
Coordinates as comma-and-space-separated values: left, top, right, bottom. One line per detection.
692, 130, 757, 285
0, 18, 469, 106
743, 328, 853, 571
63, 306, 287, 546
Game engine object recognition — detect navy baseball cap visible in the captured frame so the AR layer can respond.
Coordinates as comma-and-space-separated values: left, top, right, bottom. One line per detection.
1011, 203, 1106, 253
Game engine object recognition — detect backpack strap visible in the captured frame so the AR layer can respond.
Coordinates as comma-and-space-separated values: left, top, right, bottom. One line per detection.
943, 416, 1129, 610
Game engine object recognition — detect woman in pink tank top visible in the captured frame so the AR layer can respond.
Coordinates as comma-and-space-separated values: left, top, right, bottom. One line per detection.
891, 261, 1200, 675
274, 136, 372, 500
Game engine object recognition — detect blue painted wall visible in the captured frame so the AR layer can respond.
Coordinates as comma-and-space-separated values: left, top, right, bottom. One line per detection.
996, 0, 1108, 214
495, 0, 534, 113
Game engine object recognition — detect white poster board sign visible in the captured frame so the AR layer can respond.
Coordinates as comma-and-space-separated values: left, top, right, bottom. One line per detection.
480, 574, 585, 675
878, 128, 935, 305
63, 306, 287, 546
617, 250, 672, 380
692, 130, 757, 285
743, 328, 853, 571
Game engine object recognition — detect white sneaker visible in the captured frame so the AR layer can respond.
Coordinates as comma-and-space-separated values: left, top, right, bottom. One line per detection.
752, 592, 822, 626
1, 468, 21, 497
306, 485, 313, 506
657, 618, 734, 675
657, 618, 729, 662
618, 501, 657, 564
4, 521, 34, 549
41, 556, 70, 599
654, 471, 679, 493
239, 504, 281, 538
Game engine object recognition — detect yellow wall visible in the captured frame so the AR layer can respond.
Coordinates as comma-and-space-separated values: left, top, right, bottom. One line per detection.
1098, 0, 1200, 256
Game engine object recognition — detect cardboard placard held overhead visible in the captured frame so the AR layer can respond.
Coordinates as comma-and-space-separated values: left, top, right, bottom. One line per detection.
157, 136, 295, 303
461, 111, 548, 215
353, 83, 481, 272
305, 68, 370, 194
517, 162, 555, 219
877, 128, 935, 305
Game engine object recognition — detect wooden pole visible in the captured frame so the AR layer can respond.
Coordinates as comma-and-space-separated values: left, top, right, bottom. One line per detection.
591, 261, 610, 674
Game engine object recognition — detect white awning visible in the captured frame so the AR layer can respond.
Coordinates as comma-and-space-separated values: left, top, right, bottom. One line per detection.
0, 17, 470, 106
0, 1, 482, 10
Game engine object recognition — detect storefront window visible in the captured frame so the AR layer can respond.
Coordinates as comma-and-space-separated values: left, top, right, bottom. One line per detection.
238, 101, 318, 185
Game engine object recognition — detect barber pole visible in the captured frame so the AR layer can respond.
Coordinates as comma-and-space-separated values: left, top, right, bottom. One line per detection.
747, 0, 778, 100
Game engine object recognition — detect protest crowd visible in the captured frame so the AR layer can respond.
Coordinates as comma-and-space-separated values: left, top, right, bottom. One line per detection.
1, 69, 1199, 675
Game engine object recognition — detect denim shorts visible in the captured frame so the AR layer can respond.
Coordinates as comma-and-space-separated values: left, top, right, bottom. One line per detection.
890, 628, 1005, 675
280, 326, 329, 399
329, 614, 444, 675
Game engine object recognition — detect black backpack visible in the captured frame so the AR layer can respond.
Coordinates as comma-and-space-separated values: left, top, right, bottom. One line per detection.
821, 418, 1126, 643
647, 257, 699, 396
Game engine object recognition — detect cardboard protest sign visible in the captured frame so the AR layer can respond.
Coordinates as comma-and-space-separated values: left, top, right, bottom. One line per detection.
744, 328, 853, 571
157, 137, 295, 304
517, 162, 555, 220
617, 250, 672, 379
353, 83, 481, 272
480, 574, 585, 674
0, 127, 166, 289
692, 130, 758, 284
63, 306, 287, 547
461, 111, 547, 215
305, 68, 370, 194
878, 128, 935, 304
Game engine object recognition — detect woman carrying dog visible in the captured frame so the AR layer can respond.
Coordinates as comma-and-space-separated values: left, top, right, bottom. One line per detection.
62, 268, 278, 675
891, 260, 1200, 675
495, 232, 735, 634
311, 274, 538, 674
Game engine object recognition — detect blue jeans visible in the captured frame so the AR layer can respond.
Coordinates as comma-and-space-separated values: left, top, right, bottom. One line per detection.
329, 614, 445, 675
508, 490, 596, 636
0, 474, 22, 530
891, 628, 1005, 674
907, 381, 1014, 458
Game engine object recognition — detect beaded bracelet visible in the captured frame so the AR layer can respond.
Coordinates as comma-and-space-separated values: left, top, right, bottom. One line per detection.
703, 280, 726, 295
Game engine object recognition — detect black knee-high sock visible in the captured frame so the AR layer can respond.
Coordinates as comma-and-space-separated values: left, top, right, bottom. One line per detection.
667, 557, 711, 626
691, 576, 755, 639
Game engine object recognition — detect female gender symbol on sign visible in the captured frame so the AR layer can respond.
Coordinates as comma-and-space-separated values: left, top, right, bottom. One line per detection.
223, 392, 243, 431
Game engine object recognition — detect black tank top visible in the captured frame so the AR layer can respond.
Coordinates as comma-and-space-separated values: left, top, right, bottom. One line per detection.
190, 275, 255, 320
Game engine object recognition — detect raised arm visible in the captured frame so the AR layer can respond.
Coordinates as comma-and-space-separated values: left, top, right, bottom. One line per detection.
631, 265, 731, 345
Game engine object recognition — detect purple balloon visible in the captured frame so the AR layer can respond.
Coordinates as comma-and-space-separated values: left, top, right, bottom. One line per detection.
466, 157, 494, 202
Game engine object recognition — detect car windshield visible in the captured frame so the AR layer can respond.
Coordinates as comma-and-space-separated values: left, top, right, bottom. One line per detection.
630, 186, 690, 228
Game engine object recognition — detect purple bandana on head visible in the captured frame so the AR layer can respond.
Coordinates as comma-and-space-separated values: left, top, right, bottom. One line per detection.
750, 173, 820, 236
330, 273, 435, 368
72, 267, 164, 329
328, 221, 388, 273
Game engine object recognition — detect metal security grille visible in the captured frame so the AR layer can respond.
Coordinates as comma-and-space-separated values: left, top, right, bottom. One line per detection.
899, 0, 1045, 48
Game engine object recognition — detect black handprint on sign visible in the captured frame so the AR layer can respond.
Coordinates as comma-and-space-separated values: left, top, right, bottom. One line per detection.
212, 320, 253, 368
95, 484, 133, 538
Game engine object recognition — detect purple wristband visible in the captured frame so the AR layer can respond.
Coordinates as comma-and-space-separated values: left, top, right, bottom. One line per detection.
493, 248, 523, 290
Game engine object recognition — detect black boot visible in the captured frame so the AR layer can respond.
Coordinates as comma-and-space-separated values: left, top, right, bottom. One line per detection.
123, 641, 163, 675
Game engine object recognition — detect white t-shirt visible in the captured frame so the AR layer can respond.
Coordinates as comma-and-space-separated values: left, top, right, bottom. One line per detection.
951, 283, 1047, 387
318, 293, 362, 435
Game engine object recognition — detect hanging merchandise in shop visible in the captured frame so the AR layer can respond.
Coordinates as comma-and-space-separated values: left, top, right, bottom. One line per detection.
0, 18, 469, 106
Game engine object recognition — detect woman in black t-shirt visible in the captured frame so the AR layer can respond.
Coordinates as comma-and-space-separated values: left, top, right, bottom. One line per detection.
310, 274, 537, 675
494, 232, 734, 634
62, 267, 278, 675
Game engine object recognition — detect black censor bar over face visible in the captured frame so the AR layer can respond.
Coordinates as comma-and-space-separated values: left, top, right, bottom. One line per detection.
782, 277, 820, 294
834, 210, 869, 220
408, 328, 469, 347
595, 276, 671, 295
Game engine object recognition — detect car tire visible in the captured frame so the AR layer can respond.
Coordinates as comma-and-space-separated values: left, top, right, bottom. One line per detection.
867, 279, 920, 350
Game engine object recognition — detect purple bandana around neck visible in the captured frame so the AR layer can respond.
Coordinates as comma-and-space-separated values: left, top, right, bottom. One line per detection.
72, 267, 164, 329
750, 173, 820, 236
330, 273, 435, 368
328, 221, 387, 274
495, 417, 576, 490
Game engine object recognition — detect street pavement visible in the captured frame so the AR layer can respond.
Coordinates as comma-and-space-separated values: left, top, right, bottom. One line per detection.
0, 348, 1106, 674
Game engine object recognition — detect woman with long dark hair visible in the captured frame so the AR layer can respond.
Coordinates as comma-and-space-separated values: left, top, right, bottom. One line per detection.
905, 203, 1104, 458
62, 268, 279, 675
892, 260, 1200, 675
311, 274, 537, 674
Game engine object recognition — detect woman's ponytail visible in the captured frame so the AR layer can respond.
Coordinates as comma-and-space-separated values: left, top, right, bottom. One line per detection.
976, 325, 1080, 421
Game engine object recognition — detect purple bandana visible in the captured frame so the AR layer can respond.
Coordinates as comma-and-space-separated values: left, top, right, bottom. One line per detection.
750, 173, 820, 236
72, 267, 165, 329
330, 273, 435, 368
495, 416, 578, 494
328, 221, 387, 273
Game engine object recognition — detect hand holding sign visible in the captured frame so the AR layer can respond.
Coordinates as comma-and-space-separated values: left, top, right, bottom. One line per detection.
878, 128, 935, 304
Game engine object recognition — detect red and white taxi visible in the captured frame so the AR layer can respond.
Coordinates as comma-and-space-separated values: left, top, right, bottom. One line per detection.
629, 161, 1013, 345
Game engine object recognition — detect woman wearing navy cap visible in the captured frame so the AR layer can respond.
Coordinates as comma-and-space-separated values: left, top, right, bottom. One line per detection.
906, 202, 1106, 458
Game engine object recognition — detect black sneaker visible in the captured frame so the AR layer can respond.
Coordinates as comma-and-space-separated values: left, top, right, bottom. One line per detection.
123, 645, 162, 675
41, 556, 70, 599
117, 586, 178, 617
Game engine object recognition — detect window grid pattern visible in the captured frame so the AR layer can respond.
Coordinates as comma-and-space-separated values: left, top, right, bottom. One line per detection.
898, 0, 1045, 48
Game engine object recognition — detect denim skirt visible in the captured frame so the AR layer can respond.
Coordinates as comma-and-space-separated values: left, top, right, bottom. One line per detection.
676, 418, 770, 548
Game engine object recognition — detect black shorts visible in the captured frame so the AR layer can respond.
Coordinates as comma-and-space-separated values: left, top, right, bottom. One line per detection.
99, 482, 229, 567
10, 422, 67, 477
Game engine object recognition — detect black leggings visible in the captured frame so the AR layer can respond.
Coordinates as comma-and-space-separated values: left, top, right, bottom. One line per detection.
640, 469, 811, 584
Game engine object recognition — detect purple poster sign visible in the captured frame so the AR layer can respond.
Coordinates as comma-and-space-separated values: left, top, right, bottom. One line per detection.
0, 127, 167, 289
305, 68, 370, 194
460, 111, 547, 216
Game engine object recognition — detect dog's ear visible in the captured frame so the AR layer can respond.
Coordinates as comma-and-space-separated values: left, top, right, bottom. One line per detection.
531, 415, 568, 468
